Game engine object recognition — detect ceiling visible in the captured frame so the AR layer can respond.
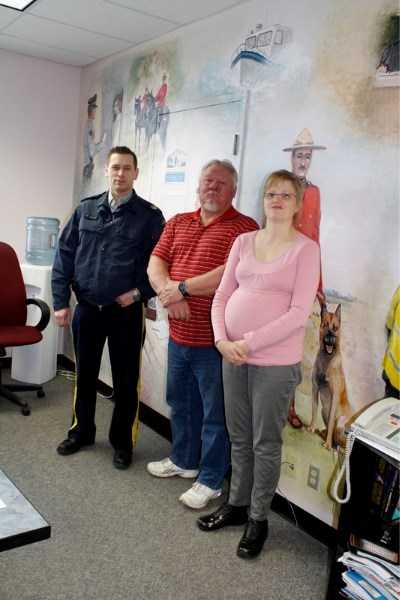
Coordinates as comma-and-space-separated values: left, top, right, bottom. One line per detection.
0, 0, 252, 67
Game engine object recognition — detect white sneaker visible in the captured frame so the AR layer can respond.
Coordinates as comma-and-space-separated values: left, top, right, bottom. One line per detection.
179, 482, 222, 509
146, 457, 199, 479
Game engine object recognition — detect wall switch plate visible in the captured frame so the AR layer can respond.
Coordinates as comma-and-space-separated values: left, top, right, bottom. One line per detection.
285, 452, 297, 478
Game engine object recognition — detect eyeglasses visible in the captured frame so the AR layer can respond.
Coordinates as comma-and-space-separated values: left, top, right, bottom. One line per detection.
264, 192, 296, 200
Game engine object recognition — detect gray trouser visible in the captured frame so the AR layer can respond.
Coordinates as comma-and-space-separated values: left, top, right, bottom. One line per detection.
223, 361, 302, 521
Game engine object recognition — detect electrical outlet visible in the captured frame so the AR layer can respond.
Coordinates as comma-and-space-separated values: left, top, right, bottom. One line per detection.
285, 452, 297, 478
307, 465, 320, 490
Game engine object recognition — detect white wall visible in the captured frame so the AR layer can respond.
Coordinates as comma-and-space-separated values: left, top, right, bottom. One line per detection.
0, 50, 81, 261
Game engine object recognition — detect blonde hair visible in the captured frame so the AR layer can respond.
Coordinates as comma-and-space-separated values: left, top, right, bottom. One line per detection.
261, 169, 303, 226
263, 169, 302, 205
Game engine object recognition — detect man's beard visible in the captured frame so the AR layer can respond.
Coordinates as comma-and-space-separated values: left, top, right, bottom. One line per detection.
202, 200, 220, 213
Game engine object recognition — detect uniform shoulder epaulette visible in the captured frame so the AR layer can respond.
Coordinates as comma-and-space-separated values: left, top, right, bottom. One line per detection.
80, 192, 104, 203
137, 195, 162, 213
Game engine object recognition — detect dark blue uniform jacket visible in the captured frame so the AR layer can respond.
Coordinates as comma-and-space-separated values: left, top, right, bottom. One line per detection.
52, 190, 165, 309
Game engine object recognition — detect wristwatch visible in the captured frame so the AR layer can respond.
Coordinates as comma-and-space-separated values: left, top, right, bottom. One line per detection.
178, 281, 190, 298
132, 288, 141, 302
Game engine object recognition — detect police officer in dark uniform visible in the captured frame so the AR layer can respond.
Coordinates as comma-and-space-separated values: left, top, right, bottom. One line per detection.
52, 146, 165, 469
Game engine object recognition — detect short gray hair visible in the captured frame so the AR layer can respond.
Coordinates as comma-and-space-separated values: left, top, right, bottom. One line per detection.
199, 159, 238, 189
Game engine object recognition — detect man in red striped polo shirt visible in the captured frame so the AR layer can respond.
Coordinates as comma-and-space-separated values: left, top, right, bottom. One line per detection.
146, 159, 259, 509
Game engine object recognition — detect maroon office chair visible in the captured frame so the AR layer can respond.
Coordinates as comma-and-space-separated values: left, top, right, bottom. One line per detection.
0, 241, 50, 415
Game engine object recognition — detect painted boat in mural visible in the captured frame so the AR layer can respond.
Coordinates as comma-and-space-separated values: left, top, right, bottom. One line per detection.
231, 23, 292, 69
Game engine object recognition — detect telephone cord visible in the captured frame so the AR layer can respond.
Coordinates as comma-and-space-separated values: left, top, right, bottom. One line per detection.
331, 429, 357, 504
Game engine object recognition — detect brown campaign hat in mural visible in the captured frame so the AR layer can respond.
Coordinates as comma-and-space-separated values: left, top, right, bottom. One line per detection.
283, 128, 326, 151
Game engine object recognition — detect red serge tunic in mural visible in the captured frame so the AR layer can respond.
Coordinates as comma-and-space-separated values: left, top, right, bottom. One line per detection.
294, 183, 323, 293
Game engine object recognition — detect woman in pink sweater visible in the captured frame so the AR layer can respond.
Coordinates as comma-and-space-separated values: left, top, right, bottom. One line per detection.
197, 170, 320, 559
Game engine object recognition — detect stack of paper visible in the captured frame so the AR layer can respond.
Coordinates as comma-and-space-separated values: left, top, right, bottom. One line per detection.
339, 550, 400, 599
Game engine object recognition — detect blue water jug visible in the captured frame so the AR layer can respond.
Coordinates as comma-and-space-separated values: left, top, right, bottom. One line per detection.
25, 217, 60, 266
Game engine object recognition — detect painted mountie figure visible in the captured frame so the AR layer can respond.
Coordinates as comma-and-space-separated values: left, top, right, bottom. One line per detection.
82, 94, 106, 182
282, 127, 327, 429
154, 73, 168, 111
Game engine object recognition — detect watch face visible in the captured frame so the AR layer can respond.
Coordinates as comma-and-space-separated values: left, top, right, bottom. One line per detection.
179, 281, 188, 296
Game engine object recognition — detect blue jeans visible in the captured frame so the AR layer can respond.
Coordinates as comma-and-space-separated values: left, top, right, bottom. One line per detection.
167, 339, 231, 490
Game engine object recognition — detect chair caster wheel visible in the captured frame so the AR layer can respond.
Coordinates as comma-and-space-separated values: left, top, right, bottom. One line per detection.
22, 406, 31, 416
37, 390, 45, 398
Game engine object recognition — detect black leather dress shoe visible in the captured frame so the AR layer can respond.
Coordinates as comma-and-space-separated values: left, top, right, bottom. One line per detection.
57, 437, 82, 456
197, 503, 249, 531
113, 450, 132, 469
237, 518, 268, 559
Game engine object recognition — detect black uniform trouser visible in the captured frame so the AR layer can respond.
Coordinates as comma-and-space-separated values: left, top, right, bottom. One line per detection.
68, 301, 145, 452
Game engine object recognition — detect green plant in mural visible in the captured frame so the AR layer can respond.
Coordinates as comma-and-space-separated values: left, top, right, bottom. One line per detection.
376, 14, 399, 73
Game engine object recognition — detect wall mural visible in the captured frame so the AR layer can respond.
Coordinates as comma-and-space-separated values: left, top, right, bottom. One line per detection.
81, 93, 107, 185
231, 21, 293, 88
74, 0, 399, 527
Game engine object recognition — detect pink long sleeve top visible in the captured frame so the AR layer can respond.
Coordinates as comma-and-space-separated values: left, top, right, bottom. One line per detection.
211, 230, 320, 366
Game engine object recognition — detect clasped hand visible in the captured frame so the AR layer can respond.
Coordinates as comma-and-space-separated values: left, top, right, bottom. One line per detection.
158, 278, 182, 307
216, 339, 249, 365
158, 279, 191, 322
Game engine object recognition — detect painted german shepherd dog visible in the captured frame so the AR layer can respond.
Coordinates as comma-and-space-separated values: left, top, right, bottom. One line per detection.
308, 303, 351, 452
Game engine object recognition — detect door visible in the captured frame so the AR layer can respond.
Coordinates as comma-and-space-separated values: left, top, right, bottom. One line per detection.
146, 92, 248, 220
140, 93, 248, 417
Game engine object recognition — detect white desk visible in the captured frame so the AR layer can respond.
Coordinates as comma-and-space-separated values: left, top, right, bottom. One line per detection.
0, 469, 50, 552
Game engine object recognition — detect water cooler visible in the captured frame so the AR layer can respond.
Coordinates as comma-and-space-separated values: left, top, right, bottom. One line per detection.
11, 264, 58, 384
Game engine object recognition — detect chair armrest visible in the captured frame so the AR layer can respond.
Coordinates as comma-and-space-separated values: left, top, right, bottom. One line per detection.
26, 298, 51, 332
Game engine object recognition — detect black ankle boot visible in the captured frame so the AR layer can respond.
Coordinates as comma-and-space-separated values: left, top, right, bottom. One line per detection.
237, 518, 268, 559
197, 503, 249, 531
